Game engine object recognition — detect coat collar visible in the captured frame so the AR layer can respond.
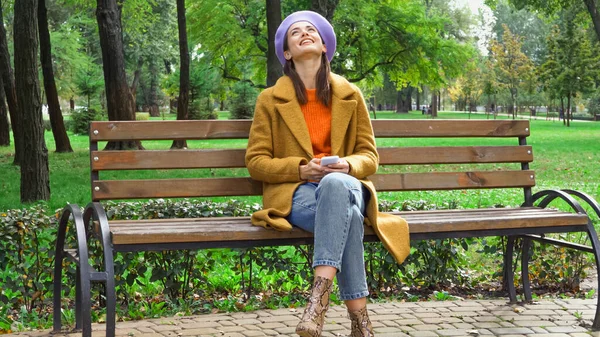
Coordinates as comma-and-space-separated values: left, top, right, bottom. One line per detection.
272, 74, 357, 157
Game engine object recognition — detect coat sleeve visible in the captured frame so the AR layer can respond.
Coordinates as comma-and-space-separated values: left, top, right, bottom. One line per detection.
245, 92, 309, 184
344, 87, 379, 179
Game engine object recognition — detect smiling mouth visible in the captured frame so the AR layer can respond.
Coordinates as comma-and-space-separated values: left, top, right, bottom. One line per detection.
300, 39, 314, 46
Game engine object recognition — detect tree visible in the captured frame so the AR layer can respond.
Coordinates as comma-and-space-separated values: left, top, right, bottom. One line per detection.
492, 0, 551, 65
265, 0, 282, 87
539, 8, 599, 126
38, 0, 73, 153
14, 0, 51, 202
490, 25, 534, 118
493, 0, 600, 43
0, 76, 9, 146
96, 0, 140, 150
171, 0, 189, 149
0, 1, 22, 164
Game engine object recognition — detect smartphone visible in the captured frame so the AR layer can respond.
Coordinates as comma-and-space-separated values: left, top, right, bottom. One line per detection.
320, 155, 339, 166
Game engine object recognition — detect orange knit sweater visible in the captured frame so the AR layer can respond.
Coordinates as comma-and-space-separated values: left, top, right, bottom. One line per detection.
301, 89, 331, 158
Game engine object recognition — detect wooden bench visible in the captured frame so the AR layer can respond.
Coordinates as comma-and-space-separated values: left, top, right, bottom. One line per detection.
53, 119, 600, 337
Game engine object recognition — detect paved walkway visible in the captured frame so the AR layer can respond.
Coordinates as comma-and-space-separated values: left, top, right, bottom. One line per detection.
5, 299, 600, 337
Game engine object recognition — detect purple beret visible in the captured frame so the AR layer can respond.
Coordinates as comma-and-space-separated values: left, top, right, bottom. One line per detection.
275, 10, 336, 66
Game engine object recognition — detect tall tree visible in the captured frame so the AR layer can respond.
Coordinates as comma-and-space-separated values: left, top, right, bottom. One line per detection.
0, 2, 22, 164
540, 9, 599, 126
171, 0, 189, 149
490, 25, 534, 118
492, 0, 550, 65
14, 0, 51, 202
490, 0, 600, 42
0, 76, 9, 146
265, 0, 282, 87
38, 0, 73, 153
96, 0, 140, 150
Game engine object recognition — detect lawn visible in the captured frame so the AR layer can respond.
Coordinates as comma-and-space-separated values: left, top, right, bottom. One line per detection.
1, 110, 599, 212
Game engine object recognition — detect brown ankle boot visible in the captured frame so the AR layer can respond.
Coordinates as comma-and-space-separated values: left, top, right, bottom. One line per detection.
295, 276, 333, 337
348, 306, 374, 337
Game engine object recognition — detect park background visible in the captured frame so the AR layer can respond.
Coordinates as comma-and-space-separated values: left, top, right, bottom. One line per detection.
1, 0, 600, 333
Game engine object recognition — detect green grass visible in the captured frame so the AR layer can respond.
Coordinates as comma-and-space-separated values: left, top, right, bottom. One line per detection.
1, 110, 599, 212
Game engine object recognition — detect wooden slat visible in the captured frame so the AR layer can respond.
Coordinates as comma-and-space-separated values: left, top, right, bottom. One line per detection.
108, 208, 588, 246
90, 119, 530, 141
92, 146, 533, 170
371, 170, 535, 191
90, 120, 252, 141
92, 170, 535, 200
91, 149, 247, 170
371, 119, 530, 137
92, 177, 263, 200
378, 146, 533, 165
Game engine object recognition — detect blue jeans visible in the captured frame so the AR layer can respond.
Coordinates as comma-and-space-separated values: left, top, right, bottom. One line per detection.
286, 172, 369, 300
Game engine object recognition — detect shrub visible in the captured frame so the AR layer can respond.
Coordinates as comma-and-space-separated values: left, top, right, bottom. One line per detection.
135, 112, 150, 121
229, 81, 258, 119
70, 107, 103, 135
189, 98, 218, 120
587, 91, 600, 116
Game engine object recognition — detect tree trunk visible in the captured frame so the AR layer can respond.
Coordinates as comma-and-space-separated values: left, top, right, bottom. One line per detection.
0, 77, 9, 146
416, 89, 420, 111
148, 61, 160, 117
15, 0, 51, 202
311, 0, 339, 21
431, 91, 438, 118
0, 3, 22, 164
130, 57, 143, 111
266, 0, 282, 87
560, 96, 565, 125
172, 0, 189, 149
96, 0, 141, 150
566, 94, 571, 127
395, 87, 412, 113
38, 0, 73, 153
583, 0, 600, 42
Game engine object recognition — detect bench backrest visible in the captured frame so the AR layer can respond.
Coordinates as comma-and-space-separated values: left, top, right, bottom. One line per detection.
89, 119, 534, 205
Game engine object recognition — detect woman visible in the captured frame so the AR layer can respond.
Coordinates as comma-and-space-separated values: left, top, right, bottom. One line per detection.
245, 10, 410, 337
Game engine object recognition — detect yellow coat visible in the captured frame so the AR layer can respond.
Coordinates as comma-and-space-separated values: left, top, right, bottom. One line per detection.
245, 73, 410, 264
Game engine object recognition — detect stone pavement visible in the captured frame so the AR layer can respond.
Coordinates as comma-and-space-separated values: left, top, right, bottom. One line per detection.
6, 299, 600, 337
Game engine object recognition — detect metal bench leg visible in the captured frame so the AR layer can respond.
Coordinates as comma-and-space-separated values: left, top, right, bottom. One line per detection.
521, 237, 532, 302
85, 202, 116, 337
560, 190, 600, 330
53, 205, 83, 333
74, 208, 93, 337
505, 236, 518, 303
531, 189, 600, 330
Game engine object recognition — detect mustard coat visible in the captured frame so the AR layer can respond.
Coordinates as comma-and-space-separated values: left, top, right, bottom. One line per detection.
245, 73, 410, 264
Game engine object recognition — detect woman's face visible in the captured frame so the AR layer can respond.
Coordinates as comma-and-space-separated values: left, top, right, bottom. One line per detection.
285, 21, 327, 62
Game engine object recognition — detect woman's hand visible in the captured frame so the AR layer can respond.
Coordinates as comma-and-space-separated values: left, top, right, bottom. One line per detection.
322, 158, 350, 175
299, 158, 326, 181
299, 157, 350, 181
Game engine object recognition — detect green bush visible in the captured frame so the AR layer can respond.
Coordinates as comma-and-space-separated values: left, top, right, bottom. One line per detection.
1, 199, 593, 330
135, 112, 150, 121
588, 91, 600, 116
189, 98, 218, 120
229, 81, 258, 119
70, 107, 103, 135
0, 204, 69, 331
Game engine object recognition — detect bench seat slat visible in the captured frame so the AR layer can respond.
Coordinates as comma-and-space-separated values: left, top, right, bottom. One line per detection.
109, 208, 588, 246
92, 171, 535, 200
90, 120, 530, 141
91, 146, 534, 170
107, 207, 563, 226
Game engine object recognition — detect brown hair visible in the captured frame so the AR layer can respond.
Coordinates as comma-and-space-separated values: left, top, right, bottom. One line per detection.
282, 38, 331, 106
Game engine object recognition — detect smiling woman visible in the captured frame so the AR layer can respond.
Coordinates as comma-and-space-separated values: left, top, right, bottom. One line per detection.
245, 10, 408, 337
